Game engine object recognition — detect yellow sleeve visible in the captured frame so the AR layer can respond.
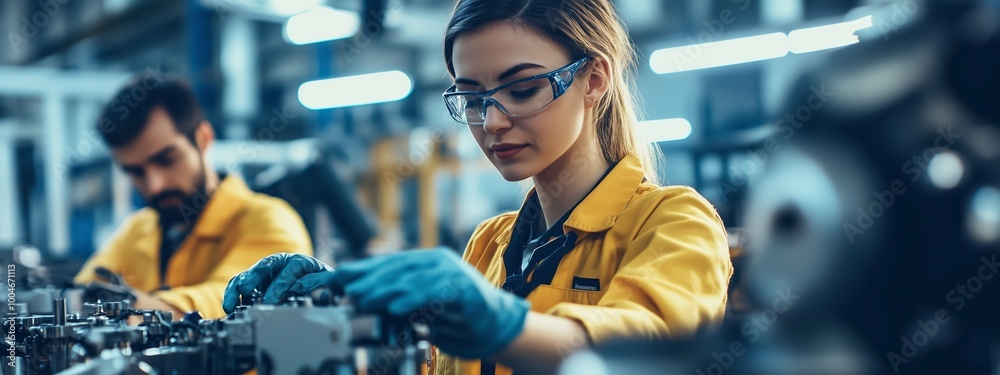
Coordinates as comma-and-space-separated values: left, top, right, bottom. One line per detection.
547, 188, 732, 343
154, 201, 313, 319
73, 214, 141, 285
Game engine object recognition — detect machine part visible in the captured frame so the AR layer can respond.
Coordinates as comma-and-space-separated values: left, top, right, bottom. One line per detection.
133, 312, 171, 351
733, 2, 1000, 374
252, 305, 423, 375
35, 325, 73, 339
21, 288, 85, 316
7, 266, 425, 375
52, 354, 155, 375
53, 299, 67, 326
101, 302, 129, 318
182, 311, 203, 324
284, 295, 312, 307
236, 290, 262, 309
134, 346, 210, 374
741, 138, 882, 313
253, 305, 355, 375
82, 326, 142, 353
561, 319, 886, 375
82, 303, 104, 317
12, 303, 30, 316
308, 287, 340, 306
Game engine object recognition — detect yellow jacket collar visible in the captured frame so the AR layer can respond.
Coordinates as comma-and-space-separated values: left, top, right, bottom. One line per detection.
188, 175, 252, 238
563, 154, 646, 233
501, 154, 646, 241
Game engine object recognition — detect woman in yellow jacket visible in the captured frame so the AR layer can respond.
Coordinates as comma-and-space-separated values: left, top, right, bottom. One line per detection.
223, 0, 732, 374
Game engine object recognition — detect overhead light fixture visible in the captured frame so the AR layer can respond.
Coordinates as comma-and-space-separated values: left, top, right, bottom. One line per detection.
284, 6, 360, 45
650, 33, 788, 74
637, 118, 693, 142
268, 0, 322, 16
650, 16, 874, 74
203, 0, 322, 19
788, 16, 874, 54
298, 71, 414, 110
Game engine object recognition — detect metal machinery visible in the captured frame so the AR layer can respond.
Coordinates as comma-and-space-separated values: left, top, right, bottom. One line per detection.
3, 289, 426, 375
560, 1, 1000, 374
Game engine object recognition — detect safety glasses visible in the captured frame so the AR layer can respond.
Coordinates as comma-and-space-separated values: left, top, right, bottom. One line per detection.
442, 57, 590, 125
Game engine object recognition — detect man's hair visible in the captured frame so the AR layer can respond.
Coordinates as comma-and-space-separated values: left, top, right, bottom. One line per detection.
96, 75, 205, 148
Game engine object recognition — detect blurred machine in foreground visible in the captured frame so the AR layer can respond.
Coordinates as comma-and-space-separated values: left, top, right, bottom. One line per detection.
563, 1, 1000, 374
3, 295, 424, 375
2, 254, 425, 375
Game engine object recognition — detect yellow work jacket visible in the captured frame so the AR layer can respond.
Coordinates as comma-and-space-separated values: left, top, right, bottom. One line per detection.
74, 175, 313, 319
432, 154, 733, 375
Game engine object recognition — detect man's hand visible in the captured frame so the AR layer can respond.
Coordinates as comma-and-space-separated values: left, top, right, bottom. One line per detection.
82, 281, 136, 303
134, 290, 182, 316
222, 253, 333, 313
132, 290, 183, 322
81, 267, 182, 321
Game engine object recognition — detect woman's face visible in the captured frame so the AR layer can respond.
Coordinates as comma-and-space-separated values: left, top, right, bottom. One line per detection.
451, 23, 591, 182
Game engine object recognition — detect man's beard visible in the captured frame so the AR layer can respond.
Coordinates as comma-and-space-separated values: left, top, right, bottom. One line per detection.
150, 163, 209, 227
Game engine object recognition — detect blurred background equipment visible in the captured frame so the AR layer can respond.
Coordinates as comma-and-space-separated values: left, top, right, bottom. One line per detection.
2, 0, 884, 262
1, 284, 425, 375
256, 152, 376, 261
3, 0, 999, 373
563, 0, 1000, 374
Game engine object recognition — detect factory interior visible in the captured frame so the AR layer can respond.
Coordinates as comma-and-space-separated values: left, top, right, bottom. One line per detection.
1, 0, 999, 374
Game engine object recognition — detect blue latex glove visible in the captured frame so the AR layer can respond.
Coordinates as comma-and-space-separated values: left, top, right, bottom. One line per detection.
222, 253, 334, 313
329, 248, 530, 359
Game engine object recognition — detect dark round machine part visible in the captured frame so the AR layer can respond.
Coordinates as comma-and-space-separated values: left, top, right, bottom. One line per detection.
309, 287, 341, 306
53, 298, 67, 326
284, 295, 313, 307
34, 324, 73, 339
183, 311, 203, 324
141, 323, 170, 337
239, 289, 264, 307
102, 301, 129, 317
84, 302, 105, 316
87, 315, 111, 327
139, 310, 173, 325
85, 326, 143, 351
736, 2, 999, 373
10, 315, 45, 327
741, 139, 882, 312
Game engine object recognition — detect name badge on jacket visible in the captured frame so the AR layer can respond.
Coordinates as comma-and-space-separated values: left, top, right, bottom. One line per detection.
572, 277, 600, 291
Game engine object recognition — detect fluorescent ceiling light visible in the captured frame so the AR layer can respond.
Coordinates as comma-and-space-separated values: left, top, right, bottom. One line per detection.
202, 0, 321, 19
637, 118, 693, 142
788, 16, 874, 54
298, 71, 413, 110
284, 6, 360, 45
651, 16, 874, 74
268, 0, 322, 16
650, 33, 788, 74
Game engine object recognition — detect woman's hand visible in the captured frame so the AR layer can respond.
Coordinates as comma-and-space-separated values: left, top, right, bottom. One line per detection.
222, 253, 334, 313
328, 248, 530, 359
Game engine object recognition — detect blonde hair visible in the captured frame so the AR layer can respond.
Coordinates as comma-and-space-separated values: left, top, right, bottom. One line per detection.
444, 0, 661, 183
